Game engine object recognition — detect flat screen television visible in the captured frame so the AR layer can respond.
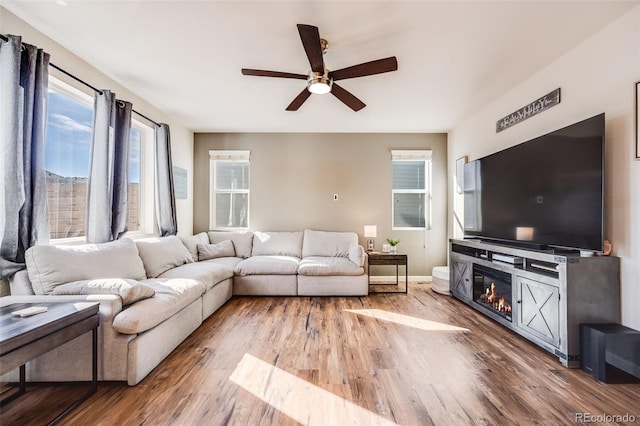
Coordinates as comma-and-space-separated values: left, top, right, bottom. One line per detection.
463, 113, 605, 252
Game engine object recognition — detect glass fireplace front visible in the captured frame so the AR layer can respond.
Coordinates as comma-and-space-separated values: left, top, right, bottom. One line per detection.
473, 264, 513, 321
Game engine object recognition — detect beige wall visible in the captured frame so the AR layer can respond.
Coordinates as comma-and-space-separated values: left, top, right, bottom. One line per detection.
194, 133, 448, 277
448, 7, 640, 329
1, 8, 195, 235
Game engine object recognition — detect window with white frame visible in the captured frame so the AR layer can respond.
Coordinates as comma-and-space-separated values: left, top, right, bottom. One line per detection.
45, 76, 154, 241
209, 150, 250, 229
391, 150, 432, 230
45, 77, 93, 240
128, 119, 155, 236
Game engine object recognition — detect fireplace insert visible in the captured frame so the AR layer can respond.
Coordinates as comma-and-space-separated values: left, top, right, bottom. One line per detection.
473, 264, 512, 321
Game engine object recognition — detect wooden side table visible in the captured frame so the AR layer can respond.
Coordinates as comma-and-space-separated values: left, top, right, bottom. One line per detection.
367, 252, 408, 294
0, 301, 100, 424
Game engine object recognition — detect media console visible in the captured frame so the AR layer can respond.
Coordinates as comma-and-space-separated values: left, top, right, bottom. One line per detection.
449, 238, 620, 367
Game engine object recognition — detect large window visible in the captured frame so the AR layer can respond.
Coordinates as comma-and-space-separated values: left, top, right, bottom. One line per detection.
45, 78, 93, 240
391, 150, 432, 230
209, 150, 250, 229
45, 77, 153, 241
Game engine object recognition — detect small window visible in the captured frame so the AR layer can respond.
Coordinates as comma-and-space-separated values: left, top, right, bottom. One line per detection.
209, 150, 250, 229
391, 150, 432, 230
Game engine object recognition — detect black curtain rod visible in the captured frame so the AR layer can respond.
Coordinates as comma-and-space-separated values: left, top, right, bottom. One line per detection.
1, 34, 161, 127
50, 62, 102, 94
51, 63, 161, 127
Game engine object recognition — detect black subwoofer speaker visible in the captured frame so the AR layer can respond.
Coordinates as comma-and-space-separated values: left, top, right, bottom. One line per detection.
580, 323, 640, 383
580, 324, 607, 380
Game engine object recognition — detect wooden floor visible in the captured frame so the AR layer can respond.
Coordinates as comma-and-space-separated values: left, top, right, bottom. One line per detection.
2, 282, 639, 425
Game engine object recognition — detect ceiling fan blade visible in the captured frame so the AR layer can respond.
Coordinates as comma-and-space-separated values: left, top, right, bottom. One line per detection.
329, 56, 398, 81
297, 24, 325, 73
331, 83, 366, 111
286, 88, 312, 111
242, 69, 307, 79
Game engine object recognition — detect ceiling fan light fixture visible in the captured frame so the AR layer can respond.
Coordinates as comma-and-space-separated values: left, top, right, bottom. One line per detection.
307, 71, 332, 95
241, 24, 398, 110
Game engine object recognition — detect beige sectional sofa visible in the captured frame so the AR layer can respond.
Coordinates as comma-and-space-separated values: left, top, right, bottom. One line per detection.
2, 229, 367, 385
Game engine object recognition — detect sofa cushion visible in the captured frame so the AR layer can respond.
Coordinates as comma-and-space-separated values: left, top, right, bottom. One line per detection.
158, 260, 234, 291
25, 238, 147, 295
235, 256, 300, 276
202, 257, 244, 269
252, 231, 303, 257
112, 278, 205, 334
298, 257, 365, 276
208, 231, 254, 258
136, 236, 193, 278
349, 244, 366, 267
51, 278, 155, 305
179, 232, 210, 262
197, 240, 235, 261
302, 230, 358, 258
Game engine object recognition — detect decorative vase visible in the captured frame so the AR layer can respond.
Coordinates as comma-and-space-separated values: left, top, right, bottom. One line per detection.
390, 246, 397, 254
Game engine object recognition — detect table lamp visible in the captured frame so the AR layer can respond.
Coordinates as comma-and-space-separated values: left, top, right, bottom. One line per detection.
364, 225, 377, 252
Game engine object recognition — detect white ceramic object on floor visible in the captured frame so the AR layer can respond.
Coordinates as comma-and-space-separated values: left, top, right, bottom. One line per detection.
431, 266, 450, 295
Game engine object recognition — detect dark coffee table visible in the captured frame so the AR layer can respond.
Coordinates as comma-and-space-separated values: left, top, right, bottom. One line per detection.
0, 301, 99, 424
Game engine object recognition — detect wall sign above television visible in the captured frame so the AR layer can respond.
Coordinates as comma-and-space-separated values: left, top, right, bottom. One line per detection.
496, 88, 561, 133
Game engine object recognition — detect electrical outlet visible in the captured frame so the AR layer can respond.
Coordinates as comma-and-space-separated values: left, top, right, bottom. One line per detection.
333, 194, 339, 201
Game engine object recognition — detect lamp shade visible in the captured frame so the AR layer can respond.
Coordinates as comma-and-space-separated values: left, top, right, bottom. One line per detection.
364, 225, 377, 238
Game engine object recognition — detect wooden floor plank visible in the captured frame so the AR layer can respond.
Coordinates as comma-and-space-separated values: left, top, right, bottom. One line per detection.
2, 282, 639, 425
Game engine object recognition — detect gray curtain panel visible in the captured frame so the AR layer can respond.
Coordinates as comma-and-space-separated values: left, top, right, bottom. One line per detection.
0, 35, 50, 279
155, 123, 177, 236
86, 90, 132, 243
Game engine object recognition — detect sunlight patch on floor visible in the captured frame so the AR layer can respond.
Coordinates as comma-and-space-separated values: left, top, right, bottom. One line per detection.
344, 309, 470, 332
229, 353, 398, 426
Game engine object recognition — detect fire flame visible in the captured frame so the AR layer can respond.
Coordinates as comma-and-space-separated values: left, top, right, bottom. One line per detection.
486, 283, 496, 303
482, 282, 512, 314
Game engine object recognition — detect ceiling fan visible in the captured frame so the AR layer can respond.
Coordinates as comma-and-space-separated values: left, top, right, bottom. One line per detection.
241, 24, 398, 112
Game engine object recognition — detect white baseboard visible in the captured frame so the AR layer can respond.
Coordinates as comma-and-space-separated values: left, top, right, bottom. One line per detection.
369, 275, 432, 284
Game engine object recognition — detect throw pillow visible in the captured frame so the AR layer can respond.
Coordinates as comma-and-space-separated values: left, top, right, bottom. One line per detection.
197, 240, 236, 261
51, 278, 155, 305
179, 232, 210, 262
135, 236, 194, 278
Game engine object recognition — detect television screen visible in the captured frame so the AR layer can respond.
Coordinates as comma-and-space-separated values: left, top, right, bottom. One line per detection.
464, 113, 604, 252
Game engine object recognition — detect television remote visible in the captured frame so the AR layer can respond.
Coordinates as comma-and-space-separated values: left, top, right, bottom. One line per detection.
12, 306, 48, 317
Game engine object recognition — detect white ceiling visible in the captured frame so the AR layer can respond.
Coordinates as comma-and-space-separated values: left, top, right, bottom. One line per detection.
2, 1, 637, 133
